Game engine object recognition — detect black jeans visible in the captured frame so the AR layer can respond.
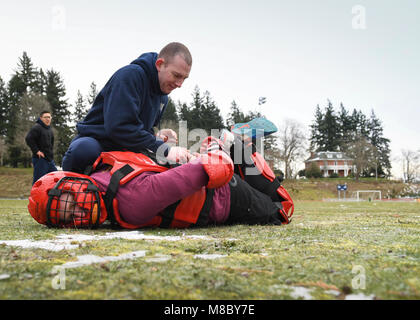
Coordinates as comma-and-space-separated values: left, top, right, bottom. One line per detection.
225, 174, 283, 225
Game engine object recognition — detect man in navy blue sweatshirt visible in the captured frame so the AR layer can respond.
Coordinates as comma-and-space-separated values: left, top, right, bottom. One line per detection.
62, 42, 192, 173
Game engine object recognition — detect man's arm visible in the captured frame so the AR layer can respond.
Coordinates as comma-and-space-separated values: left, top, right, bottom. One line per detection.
102, 68, 170, 155
25, 125, 42, 156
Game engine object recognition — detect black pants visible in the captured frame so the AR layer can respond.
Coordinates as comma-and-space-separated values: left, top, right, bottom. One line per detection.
225, 174, 283, 225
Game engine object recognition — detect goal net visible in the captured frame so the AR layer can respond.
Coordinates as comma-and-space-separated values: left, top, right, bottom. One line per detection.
355, 190, 382, 201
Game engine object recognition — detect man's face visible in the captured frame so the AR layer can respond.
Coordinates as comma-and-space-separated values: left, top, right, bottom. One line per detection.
156, 55, 191, 94
57, 192, 87, 224
40, 113, 52, 126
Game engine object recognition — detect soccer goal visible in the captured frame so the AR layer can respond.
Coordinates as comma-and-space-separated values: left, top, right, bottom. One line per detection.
356, 190, 382, 201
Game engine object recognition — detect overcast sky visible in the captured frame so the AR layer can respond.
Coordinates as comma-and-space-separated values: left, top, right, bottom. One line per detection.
0, 0, 419, 178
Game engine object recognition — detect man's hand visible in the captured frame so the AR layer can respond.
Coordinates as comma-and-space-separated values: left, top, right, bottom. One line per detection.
156, 129, 177, 144
166, 146, 192, 164
36, 151, 45, 158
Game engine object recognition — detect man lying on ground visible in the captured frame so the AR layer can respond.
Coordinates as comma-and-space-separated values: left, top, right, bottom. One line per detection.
28, 121, 294, 229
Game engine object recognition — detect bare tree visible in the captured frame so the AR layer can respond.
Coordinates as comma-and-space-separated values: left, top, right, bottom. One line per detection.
344, 134, 376, 181
277, 119, 306, 179
401, 149, 420, 183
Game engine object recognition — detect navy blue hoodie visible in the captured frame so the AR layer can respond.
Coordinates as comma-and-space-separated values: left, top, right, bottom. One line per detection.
76, 52, 169, 154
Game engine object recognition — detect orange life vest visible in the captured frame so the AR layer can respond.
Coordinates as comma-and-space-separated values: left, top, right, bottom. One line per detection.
235, 150, 294, 224
91, 151, 212, 229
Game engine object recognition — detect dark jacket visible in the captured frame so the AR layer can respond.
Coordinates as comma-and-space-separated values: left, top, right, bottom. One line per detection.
25, 118, 55, 161
76, 52, 169, 155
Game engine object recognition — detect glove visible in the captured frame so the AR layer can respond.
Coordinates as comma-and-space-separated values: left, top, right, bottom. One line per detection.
200, 150, 234, 189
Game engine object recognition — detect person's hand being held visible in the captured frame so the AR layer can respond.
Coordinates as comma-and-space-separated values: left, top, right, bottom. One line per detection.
157, 129, 178, 144
166, 146, 191, 164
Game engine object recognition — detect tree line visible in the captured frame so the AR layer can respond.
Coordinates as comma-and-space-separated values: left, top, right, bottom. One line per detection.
309, 100, 391, 179
1, 52, 399, 181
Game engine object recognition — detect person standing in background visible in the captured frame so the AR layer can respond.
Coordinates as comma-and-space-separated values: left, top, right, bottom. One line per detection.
25, 111, 57, 184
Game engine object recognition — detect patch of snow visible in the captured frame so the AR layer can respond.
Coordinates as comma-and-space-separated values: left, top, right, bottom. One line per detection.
145, 254, 172, 263
0, 239, 79, 251
194, 254, 227, 260
60, 251, 146, 269
289, 286, 313, 300
345, 293, 375, 300
325, 289, 341, 297
0, 231, 223, 252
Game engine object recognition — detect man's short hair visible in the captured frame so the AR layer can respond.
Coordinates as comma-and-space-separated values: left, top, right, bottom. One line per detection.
40, 110, 51, 117
158, 42, 192, 66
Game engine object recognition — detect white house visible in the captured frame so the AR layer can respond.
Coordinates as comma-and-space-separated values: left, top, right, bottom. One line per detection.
305, 151, 355, 177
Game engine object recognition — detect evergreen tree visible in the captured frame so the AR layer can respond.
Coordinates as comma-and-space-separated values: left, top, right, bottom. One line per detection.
349, 108, 368, 137
15, 52, 38, 94
0, 77, 7, 166
226, 100, 246, 128
309, 100, 340, 152
322, 100, 340, 151
200, 90, 225, 133
187, 85, 204, 129
161, 97, 178, 123
6, 52, 40, 157
0, 77, 7, 136
32, 68, 47, 95
337, 103, 352, 148
178, 101, 195, 127
159, 97, 179, 137
366, 110, 391, 177
72, 90, 89, 125
5, 75, 25, 147
309, 104, 323, 152
45, 70, 67, 125
245, 110, 262, 122
5, 72, 27, 165
86, 81, 98, 106
178, 86, 224, 133
45, 69, 73, 165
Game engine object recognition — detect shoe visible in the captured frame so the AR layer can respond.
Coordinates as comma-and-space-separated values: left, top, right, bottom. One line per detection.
231, 117, 278, 138
274, 202, 290, 225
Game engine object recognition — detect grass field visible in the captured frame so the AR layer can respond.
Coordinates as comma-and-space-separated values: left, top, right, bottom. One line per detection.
0, 167, 33, 199
0, 199, 418, 300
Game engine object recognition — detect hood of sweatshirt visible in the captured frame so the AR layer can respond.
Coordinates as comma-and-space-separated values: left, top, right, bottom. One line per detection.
130, 52, 165, 96
36, 118, 50, 129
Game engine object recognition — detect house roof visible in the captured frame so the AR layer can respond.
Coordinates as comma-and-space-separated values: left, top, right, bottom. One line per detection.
305, 151, 354, 162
